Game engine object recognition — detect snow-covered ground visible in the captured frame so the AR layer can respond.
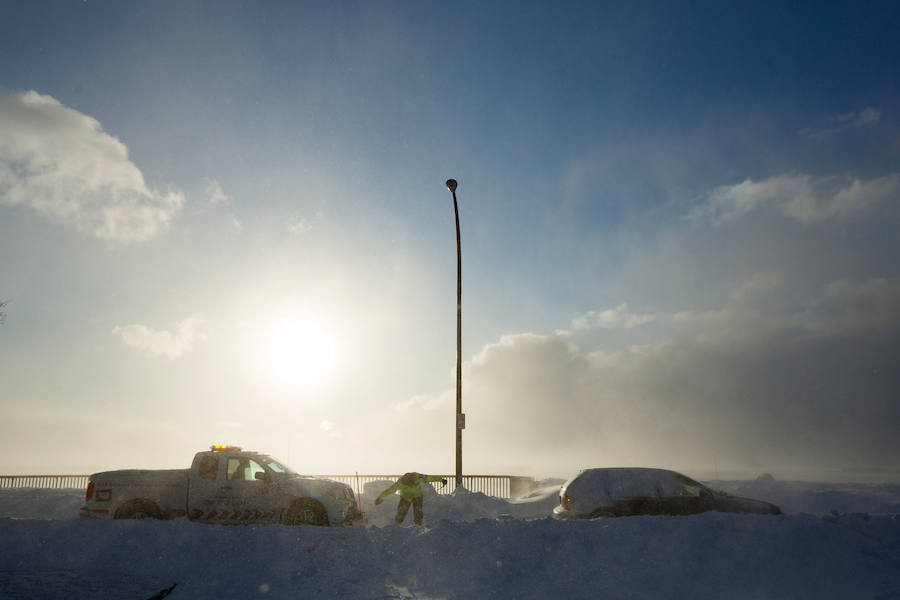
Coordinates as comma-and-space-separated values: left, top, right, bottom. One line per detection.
1, 479, 899, 599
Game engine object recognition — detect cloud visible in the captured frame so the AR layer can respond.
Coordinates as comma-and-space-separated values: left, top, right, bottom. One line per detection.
664, 275, 900, 342
402, 276, 900, 475
572, 304, 657, 331
286, 210, 323, 235
320, 420, 342, 438
200, 177, 242, 231
797, 277, 900, 337
692, 173, 900, 225
854, 107, 882, 126
227, 214, 244, 232
287, 218, 311, 235
800, 106, 882, 140
112, 315, 209, 359
0, 90, 183, 242
204, 179, 230, 206
728, 272, 785, 302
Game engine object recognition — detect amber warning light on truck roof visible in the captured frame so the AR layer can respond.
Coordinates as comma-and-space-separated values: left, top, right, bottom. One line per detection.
210, 445, 242, 452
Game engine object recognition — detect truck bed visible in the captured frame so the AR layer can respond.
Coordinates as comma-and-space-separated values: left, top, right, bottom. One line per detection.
91, 469, 189, 488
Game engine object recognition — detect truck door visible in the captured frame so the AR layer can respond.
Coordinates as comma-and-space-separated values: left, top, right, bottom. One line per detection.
217, 456, 277, 524
188, 454, 227, 522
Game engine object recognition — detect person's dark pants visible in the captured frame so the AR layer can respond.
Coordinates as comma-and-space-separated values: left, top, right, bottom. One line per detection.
395, 496, 424, 525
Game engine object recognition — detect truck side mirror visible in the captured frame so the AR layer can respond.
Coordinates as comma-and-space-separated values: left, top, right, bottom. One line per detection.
255, 472, 271, 482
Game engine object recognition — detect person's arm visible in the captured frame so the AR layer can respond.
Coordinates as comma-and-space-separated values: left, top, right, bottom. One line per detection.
376, 481, 400, 502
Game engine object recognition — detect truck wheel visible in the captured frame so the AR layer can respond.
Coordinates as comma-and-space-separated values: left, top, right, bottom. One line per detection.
114, 499, 163, 520
284, 499, 329, 526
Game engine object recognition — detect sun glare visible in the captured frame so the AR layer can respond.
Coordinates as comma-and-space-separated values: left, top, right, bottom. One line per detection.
263, 319, 337, 389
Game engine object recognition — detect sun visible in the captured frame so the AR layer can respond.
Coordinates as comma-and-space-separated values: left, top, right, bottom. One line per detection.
263, 319, 337, 389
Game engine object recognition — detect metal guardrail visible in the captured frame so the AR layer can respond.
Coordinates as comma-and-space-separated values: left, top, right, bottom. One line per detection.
0, 474, 535, 498
0, 475, 90, 490
322, 475, 532, 498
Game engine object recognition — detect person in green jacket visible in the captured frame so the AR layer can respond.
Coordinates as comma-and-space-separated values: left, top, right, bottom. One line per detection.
374, 472, 447, 525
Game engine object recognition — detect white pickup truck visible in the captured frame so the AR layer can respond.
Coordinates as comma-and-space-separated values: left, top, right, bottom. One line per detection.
79, 445, 362, 526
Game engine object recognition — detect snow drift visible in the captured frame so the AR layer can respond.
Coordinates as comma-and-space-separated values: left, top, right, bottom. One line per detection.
1, 480, 899, 599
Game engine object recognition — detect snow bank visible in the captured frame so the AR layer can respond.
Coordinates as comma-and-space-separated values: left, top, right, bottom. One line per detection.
361, 483, 560, 526
1, 513, 898, 599
709, 480, 900, 516
0, 489, 84, 521
2, 481, 899, 599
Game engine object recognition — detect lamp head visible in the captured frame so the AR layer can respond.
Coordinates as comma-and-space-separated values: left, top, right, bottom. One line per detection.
445, 179, 458, 193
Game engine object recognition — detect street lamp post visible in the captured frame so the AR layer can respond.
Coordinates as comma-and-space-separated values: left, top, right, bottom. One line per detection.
446, 178, 463, 489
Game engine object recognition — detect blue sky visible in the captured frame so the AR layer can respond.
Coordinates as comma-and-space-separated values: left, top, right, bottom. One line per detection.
1, 1, 899, 479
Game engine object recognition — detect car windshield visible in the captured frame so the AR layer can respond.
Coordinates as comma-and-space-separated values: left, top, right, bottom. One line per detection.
260, 456, 297, 475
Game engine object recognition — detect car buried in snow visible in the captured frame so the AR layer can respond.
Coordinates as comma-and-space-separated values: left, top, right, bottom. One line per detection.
552, 467, 782, 519
80, 445, 362, 526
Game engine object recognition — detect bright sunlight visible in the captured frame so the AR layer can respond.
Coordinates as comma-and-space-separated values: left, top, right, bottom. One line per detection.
263, 319, 337, 389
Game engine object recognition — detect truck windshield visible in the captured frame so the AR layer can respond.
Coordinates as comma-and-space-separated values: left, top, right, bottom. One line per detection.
261, 456, 296, 475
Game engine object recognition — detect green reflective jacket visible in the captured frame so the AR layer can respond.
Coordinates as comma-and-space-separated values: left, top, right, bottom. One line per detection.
377, 473, 445, 501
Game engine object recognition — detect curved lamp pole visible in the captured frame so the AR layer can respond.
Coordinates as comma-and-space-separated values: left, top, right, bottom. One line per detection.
446, 178, 463, 489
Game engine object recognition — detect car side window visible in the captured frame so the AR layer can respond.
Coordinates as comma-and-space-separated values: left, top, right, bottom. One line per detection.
661, 475, 704, 497
197, 456, 219, 480
247, 459, 266, 481
226, 458, 243, 480
226, 457, 266, 481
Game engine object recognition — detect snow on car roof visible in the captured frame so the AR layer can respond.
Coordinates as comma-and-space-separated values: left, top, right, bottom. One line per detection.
568, 468, 698, 498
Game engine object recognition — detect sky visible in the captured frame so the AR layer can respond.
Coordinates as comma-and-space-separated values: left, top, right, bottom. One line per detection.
1, 1, 899, 480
